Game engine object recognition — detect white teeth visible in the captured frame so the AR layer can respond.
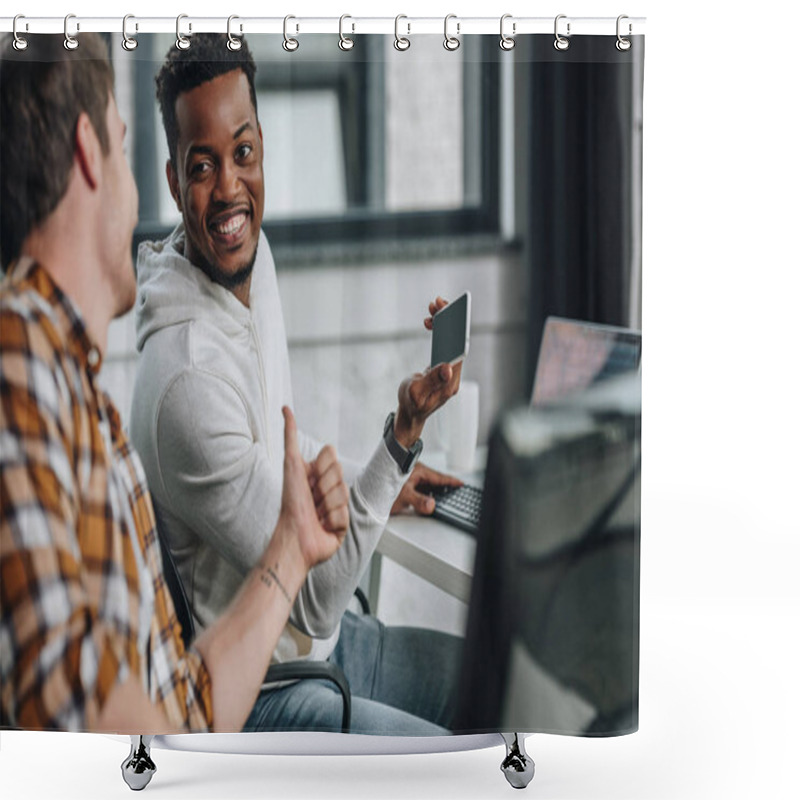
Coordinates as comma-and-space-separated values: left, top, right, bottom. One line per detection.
214, 213, 246, 235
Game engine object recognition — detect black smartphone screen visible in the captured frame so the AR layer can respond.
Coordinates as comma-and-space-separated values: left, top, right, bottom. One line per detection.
431, 292, 470, 368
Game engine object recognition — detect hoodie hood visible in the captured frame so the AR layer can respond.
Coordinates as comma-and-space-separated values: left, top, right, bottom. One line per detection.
135, 222, 266, 352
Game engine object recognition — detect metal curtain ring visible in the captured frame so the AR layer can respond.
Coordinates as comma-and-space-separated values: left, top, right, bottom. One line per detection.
283, 15, 299, 52
443, 14, 460, 51
339, 14, 355, 51
227, 15, 242, 51
499, 14, 515, 51
176, 14, 191, 50
12, 15, 28, 51
616, 15, 632, 51
554, 14, 570, 51
394, 15, 410, 51
122, 15, 138, 51
64, 14, 79, 51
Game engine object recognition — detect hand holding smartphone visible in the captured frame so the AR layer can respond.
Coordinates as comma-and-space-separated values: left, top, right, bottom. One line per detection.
430, 291, 471, 369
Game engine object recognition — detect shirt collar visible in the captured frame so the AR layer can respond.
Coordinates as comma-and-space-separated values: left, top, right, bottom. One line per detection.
7, 257, 104, 375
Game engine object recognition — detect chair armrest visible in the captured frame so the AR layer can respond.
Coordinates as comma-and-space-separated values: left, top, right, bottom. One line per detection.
263, 661, 352, 733
353, 586, 371, 616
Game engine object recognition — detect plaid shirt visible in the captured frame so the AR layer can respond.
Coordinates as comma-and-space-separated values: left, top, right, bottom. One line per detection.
0, 259, 213, 732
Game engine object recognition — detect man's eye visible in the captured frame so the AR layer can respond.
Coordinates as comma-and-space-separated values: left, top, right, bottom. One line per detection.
191, 162, 210, 177
237, 144, 253, 160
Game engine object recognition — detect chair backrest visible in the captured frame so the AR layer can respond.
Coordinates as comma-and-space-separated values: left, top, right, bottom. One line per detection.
153, 512, 196, 649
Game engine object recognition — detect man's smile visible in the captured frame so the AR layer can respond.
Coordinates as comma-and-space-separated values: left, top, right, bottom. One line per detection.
208, 208, 250, 247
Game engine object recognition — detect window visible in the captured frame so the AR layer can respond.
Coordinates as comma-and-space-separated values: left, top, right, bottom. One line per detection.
128, 34, 500, 258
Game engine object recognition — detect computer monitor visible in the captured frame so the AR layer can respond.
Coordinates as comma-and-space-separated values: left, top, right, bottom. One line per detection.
455, 371, 641, 736
532, 317, 642, 407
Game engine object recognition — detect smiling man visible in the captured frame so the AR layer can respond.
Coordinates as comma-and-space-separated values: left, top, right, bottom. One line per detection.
130, 34, 464, 735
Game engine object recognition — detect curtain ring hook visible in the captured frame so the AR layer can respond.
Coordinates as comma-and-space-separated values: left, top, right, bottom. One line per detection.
12, 15, 29, 51
227, 15, 242, 51
554, 14, 571, 51
616, 14, 632, 51
64, 14, 79, 51
176, 14, 191, 50
394, 15, 411, 51
499, 14, 515, 51
339, 14, 355, 51
443, 14, 460, 51
122, 14, 138, 51
283, 15, 299, 52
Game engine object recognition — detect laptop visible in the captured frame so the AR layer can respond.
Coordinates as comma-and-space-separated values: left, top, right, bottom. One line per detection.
427, 317, 642, 534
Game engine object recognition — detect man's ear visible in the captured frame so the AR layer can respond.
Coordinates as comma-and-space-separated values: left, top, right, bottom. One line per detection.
74, 112, 101, 191
166, 160, 182, 213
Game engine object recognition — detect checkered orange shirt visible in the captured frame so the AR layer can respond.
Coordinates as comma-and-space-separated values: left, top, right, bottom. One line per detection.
1, 259, 213, 731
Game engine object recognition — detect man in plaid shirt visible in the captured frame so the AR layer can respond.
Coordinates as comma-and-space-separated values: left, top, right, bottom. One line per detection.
0, 33, 349, 733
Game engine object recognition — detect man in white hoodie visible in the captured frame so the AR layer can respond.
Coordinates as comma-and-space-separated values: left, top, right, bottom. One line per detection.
130, 34, 465, 734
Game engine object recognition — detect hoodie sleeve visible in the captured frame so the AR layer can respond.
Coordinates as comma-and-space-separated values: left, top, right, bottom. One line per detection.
154, 368, 406, 639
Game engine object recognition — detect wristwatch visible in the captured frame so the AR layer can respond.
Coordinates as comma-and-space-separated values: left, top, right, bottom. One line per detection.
383, 412, 423, 474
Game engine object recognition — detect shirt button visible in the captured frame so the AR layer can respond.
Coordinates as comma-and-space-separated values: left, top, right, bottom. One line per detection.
87, 348, 101, 369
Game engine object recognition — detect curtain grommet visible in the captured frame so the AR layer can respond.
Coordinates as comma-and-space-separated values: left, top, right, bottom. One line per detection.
176, 14, 191, 50
394, 15, 411, 51
444, 14, 460, 51
122, 14, 138, 51
616, 15, 632, 51
339, 14, 355, 51
499, 14, 515, 51
63, 14, 79, 51
227, 15, 242, 51
283, 15, 299, 52
12, 15, 29, 51
554, 15, 571, 51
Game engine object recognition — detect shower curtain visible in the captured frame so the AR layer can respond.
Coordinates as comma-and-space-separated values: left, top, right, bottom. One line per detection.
0, 17, 644, 744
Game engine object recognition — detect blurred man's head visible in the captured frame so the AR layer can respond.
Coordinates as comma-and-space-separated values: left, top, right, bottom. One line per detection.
0, 33, 115, 269
156, 34, 263, 302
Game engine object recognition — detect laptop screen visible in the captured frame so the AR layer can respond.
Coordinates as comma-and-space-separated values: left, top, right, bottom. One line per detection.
531, 317, 642, 407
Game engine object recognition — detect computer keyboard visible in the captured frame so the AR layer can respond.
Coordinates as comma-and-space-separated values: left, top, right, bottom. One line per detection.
427, 484, 484, 535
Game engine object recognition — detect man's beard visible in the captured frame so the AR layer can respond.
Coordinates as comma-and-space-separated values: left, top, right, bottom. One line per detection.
198, 246, 257, 292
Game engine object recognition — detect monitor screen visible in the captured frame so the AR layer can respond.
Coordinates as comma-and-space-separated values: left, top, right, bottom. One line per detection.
455, 372, 641, 736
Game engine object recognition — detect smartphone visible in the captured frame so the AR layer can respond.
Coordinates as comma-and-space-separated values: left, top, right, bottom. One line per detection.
431, 291, 471, 368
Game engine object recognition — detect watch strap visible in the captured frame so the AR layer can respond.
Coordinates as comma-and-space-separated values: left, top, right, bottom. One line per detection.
383, 412, 423, 474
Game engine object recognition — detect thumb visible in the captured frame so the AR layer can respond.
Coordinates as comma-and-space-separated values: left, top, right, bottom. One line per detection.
282, 405, 301, 466
437, 363, 453, 383
281, 406, 312, 512
409, 488, 436, 515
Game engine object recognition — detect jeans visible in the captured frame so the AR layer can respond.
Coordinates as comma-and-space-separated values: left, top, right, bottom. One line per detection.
243, 610, 463, 735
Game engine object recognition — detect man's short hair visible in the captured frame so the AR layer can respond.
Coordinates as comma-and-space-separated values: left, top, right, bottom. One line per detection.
155, 33, 258, 170
0, 33, 114, 269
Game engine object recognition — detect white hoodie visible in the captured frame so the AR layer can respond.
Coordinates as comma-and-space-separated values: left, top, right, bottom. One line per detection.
130, 224, 407, 665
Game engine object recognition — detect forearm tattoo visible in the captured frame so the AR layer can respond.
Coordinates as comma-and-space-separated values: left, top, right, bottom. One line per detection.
259, 563, 292, 606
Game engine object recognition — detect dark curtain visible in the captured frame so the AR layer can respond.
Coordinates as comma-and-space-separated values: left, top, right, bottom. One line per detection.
518, 36, 644, 389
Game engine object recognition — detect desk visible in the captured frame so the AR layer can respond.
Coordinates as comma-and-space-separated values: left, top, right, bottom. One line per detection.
368, 450, 484, 611
374, 514, 476, 605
